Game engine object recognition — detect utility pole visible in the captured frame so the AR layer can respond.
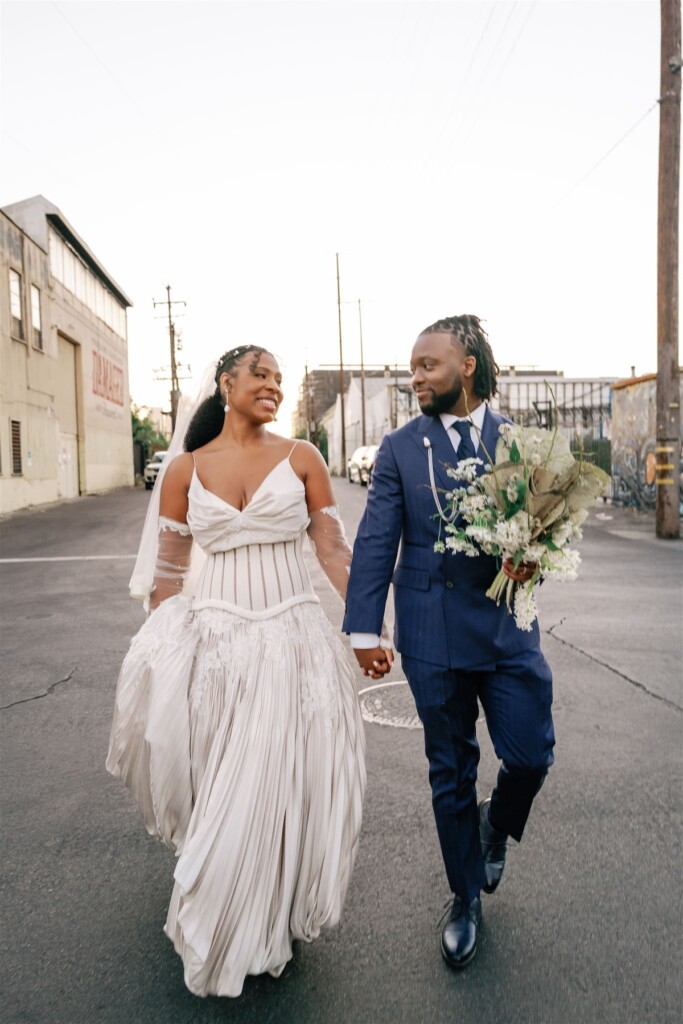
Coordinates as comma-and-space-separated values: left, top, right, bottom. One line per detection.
336, 253, 346, 473
394, 362, 400, 429
656, 0, 681, 538
358, 299, 367, 445
153, 285, 186, 433
304, 363, 311, 442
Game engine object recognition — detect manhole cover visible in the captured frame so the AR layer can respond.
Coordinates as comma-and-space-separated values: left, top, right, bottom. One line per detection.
358, 680, 422, 730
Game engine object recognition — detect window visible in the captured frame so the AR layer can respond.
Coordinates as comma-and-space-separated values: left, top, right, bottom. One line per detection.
11, 420, 22, 475
9, 269, 24, 340
31, 285, 43, 350
63, 246, 75, 294
49, 231, 64, 282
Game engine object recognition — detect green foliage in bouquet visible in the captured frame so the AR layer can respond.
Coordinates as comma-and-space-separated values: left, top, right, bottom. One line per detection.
434, 399, 611, 630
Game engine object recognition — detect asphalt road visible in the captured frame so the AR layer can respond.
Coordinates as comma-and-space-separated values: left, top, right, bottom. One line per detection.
1, 480, 681, 1024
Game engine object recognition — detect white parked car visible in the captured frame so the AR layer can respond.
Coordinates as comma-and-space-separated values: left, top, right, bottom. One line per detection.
144, 451, 167, 490
347, 446, 369, 484
347, 445, 379, 486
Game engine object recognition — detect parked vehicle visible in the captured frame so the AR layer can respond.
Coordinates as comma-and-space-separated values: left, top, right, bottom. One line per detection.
347, 445, 379, 486
144, 450, 167, 490
360, 445, 379, 486
347, 446, 369, 484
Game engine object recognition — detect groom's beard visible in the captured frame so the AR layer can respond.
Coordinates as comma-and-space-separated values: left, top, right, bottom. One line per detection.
416, 378, 463, 416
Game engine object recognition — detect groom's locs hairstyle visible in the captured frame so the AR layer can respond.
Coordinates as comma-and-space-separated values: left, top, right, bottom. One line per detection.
422, 315, 500, 400
183, 345, 267, 452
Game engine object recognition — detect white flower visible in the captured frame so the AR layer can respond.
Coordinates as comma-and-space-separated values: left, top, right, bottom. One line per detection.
551, 521, 573, 547
513, 585, 538, 631
461, 494, 489, 516
542, 547, 581, 580
506, 477, 520, 502
445, 535, 477, 556
433, 540, 446, 554
493, 510, 532, 555
525, 542, 547, 563
465, 524, 495, 551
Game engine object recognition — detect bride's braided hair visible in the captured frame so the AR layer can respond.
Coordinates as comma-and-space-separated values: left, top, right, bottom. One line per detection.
422, 314, 500, 400
183, 345, 267, 451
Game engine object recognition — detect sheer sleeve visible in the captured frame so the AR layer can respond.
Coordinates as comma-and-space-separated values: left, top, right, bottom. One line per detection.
149, 517, 193, 612
306, 506, 353, 602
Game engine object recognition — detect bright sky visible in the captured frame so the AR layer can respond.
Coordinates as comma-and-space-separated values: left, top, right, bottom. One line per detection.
1, 0, 668, 433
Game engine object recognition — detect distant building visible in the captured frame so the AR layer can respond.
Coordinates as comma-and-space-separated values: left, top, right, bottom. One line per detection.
146, 406, 172, 443
292, 367, 353, 441
307, 362, 617, 476
494, 367, 613, 434
321, 371, 415, 474
0, 196, 134, 513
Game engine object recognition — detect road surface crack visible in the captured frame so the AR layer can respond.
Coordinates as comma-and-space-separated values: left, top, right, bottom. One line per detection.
544, 620, 682, 714
0, 668, 77, 710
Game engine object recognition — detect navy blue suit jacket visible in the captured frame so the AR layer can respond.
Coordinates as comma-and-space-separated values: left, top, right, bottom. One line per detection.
343, 407, 541, 670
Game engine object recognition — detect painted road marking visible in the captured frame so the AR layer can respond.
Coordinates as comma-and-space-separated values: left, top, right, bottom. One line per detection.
0, 555, 137, 563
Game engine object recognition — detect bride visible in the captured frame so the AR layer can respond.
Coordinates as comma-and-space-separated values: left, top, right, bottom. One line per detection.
106, 344, 390, 997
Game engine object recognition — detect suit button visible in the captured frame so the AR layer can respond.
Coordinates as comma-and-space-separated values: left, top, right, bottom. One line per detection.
446, 581, 454, 589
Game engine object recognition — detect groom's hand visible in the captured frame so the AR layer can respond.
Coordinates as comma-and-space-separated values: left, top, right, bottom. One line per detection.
353, 646, 394, 679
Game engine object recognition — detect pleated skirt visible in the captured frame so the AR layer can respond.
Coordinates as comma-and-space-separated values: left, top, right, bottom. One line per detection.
106, 595, 366, 997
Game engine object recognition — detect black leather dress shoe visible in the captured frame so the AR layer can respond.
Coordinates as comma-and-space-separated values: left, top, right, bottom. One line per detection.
479, 798, 508, 894
440, 895, 482, 969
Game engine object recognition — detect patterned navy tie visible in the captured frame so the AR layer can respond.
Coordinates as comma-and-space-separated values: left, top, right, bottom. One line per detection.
453, 420, 476, 461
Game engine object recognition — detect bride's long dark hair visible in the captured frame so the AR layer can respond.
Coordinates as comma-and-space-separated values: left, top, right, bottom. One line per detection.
183, 345, 267, 452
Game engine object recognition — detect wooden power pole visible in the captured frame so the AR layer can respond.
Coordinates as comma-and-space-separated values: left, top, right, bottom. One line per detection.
153, 285, 186, 434
656, 0, 681, 538
336, 253, 347, 473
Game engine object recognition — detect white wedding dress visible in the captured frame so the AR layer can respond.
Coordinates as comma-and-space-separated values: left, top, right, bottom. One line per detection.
106, 455, 366, 997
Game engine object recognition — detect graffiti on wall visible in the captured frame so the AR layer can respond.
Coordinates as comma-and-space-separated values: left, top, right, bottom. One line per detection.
611, 376, 682, 511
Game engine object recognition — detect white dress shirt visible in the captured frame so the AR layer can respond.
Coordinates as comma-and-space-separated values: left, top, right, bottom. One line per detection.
350, 403, 488, 650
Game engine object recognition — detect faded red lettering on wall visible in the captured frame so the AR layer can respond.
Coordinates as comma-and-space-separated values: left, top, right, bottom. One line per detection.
92, 351, 124, 406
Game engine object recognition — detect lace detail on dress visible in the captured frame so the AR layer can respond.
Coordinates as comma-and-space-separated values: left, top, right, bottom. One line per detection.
317, 504, 341, 519
158, 516, 192, 536
188, 605, 343, 729
124, 596, 191, 668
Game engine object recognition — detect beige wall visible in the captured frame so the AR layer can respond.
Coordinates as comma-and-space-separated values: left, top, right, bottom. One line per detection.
0, 212, 133, 513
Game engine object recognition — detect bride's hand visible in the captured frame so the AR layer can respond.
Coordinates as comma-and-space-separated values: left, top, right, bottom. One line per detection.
354, 646, 393, 680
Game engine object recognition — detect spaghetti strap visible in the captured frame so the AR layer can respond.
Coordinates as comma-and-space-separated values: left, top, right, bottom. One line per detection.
287, 440, 299, 462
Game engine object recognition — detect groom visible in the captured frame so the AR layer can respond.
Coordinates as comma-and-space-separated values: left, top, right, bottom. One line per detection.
343, 315, 555, 969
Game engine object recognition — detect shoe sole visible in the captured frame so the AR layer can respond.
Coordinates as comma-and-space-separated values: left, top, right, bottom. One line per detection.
440, 938, 478, 970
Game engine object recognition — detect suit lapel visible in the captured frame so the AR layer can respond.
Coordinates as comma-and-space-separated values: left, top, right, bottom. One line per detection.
411, 415, 456, 493
479, 407, 503, 470
408, 406, 504, 490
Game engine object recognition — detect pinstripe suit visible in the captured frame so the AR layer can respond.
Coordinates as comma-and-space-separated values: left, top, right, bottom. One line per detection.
343, 408, 555, 902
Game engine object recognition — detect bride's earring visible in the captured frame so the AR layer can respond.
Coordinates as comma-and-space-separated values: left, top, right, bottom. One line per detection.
223, 391, 229, 412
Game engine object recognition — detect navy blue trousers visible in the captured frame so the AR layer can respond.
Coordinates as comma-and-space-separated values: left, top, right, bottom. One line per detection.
402, 648, 555, 905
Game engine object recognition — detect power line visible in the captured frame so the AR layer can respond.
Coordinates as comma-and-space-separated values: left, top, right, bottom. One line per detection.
425, 2, 501, 161
459, 1, 538, 149
451, 1, 523, 147
50, 1, 148, 117
549, 100, 659, 212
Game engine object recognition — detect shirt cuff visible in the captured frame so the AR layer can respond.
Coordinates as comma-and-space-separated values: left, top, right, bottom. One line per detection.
350, 632, 382, 649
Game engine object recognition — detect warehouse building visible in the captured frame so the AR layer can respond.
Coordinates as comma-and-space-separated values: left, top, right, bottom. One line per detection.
0, 196, 134, 513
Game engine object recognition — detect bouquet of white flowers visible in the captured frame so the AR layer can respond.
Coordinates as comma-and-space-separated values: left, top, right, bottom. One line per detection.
433, 418, 610, 631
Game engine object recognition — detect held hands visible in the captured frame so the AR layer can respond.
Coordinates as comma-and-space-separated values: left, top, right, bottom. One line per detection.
353, 646, 394, 680
502, 558, 538, 584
